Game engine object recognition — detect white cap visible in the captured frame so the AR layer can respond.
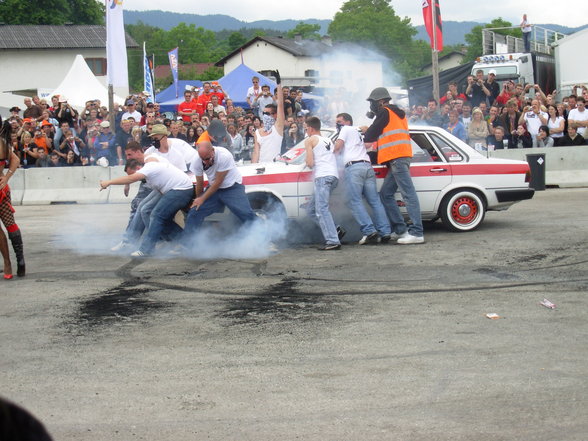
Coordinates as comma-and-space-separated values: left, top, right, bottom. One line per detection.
488, 69, 497, 76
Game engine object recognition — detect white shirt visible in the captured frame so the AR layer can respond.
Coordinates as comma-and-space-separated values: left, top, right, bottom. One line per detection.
121, 110, 142, 122
144, 138, 197, 172
311, 135, 338, 179
246, 85, 262, 103
524, 110, 548, 136
139, 161, 193, 194
256, 128, 282, 163
547, 116, 565, 138
338, 125, 370, 164
190, 146, 242, 189
568, 108, 588, 137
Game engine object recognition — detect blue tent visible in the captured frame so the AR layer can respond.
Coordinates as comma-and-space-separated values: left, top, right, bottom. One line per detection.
218, 63, 276, 109
156, 80, 203, 114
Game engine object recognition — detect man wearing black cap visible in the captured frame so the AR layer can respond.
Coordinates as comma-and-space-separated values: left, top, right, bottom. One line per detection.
121, 99, 141, 122
363, 87, 424, 245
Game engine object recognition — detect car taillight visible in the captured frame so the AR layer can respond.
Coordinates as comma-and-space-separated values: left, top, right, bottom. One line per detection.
525, 170, 531, 183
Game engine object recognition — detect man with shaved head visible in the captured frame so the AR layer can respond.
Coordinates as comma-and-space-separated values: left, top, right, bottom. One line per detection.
184, 139, 256, 236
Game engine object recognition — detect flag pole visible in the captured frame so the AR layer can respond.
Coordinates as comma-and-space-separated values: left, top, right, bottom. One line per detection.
431, 0, 440, 104
106, 0, 115, 129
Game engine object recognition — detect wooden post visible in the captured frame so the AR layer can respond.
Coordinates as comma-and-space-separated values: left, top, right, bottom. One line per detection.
431, 0, 440, 103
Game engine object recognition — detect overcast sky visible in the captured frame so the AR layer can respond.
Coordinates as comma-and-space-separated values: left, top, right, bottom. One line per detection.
122, 0, 588, 28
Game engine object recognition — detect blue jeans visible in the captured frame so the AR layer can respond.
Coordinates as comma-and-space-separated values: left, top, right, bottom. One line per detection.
125, 181, 152, 232
523, 32, 531, 52
184, 183, 256, 236
307, 175, 340, 245
344, 162, 391, 236
138, 188, 194, 255
125, 189, 161, 243
379, 157, 423, 237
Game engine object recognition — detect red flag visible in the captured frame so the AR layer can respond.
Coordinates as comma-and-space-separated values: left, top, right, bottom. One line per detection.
422, 0, 443, 51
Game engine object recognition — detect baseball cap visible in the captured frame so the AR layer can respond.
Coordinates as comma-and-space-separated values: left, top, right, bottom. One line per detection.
41, 120, 52, 127
100, 121, 110, 128
9, 106, 21, 112
149, 124, 170, 137
488, 69, 497, 76
59, 95, 67, 103
126, 99, 135, 106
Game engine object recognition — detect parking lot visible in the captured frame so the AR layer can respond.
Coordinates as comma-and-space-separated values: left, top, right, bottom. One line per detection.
1, 188, 587, 440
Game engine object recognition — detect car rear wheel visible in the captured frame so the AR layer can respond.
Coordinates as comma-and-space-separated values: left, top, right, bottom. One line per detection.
439, 190, 486, 232
248, 194, 287, 222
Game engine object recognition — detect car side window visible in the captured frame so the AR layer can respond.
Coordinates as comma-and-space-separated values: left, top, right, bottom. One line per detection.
429, 134, 465, 162
410, 133, 442, 162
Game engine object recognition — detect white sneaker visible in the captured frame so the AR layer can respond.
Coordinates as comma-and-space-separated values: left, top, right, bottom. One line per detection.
111, 241, 129, 252
389, 231, 410, 241
130, 250, 147, 257
397, 234, 425, 245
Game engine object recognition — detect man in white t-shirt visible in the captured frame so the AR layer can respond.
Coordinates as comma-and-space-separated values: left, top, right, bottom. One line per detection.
112, 124, 197, 252
121, 99, 142, 122
567, 97, 588, 137
100, 158, 194, 257
305, 116, 341, 251
184, 141, 256, 236
335, 112, 391, 245
246, 76, 262, 108
520, 99, 548, 137
252, 72, 285, 163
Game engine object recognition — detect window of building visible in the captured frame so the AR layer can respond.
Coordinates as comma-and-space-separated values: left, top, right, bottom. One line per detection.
85, 58, 107, 76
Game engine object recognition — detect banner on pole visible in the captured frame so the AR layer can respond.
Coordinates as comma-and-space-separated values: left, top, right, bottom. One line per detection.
168, 47, 179, 98
143, 42, 154, 103
422, 0, 443, 52
106, 0, 129, 88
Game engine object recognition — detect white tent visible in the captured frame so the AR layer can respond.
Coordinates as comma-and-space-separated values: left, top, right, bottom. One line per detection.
47, 54, 125, 111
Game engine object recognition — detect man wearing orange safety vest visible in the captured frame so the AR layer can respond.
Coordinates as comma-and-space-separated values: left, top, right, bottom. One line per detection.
363, 87, 425, 244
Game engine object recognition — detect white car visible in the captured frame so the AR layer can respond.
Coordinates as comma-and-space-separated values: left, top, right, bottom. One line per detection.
235, 125, 534, 232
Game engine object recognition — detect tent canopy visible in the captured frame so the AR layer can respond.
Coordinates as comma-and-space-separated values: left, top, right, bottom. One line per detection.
47, 54, 125, 111
218, 63, 276, 109
156, 80, 203, 114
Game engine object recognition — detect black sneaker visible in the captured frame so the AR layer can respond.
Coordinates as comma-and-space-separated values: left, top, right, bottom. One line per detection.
318, 243, 341, 251
336, 226, 346, 240
358, 232, 380, 245
380, 234, 391, 243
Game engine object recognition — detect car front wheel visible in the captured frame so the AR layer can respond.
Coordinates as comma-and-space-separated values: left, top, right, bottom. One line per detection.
439, 190, 486, 232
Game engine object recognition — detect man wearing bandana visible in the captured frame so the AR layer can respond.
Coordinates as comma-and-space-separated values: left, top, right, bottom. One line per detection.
252, 72, 285, 163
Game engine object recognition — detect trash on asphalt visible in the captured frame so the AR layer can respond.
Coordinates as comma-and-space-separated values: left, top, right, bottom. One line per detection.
540, 299, 556, 309
485, 313, 500, 319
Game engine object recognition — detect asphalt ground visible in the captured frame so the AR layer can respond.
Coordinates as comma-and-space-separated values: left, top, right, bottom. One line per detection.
1, 188, 587, 440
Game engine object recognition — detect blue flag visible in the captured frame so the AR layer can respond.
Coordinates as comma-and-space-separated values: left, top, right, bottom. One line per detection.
168, 47, 179, 98
143, 42, 154, 103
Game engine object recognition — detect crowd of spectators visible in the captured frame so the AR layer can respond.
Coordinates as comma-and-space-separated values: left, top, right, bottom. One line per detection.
4, 71, 588, 171
409, 70, 588, 150
0, 77, 319, 169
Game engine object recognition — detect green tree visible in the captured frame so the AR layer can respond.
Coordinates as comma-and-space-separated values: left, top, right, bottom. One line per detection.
463, 18, 520, 62
328, 0, 421, 82
0, 0, 104, 25
286, 22, 322, 40
227, 32, 248, 51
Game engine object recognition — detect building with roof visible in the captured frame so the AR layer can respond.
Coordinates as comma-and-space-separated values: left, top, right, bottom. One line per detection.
0, 24, 138, 96
215, 35, 387, 93
421, 50, 466, 75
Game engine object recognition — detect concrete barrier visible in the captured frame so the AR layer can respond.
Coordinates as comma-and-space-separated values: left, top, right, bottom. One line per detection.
490, 146, 588, 188
20, 166, 110, 205
7, 168, 25, 205
107, 165, 139, 203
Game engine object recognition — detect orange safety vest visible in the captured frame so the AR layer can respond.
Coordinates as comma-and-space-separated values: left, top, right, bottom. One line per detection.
376, 107, 412, 164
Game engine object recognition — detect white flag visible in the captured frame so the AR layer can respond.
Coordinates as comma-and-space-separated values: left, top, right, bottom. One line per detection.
106, 0, 129, 88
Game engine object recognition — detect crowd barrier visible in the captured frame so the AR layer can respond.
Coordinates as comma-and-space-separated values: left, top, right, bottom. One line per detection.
10, 165, 138, 206
488, 146, 588, 188
7, 146, 588, 205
